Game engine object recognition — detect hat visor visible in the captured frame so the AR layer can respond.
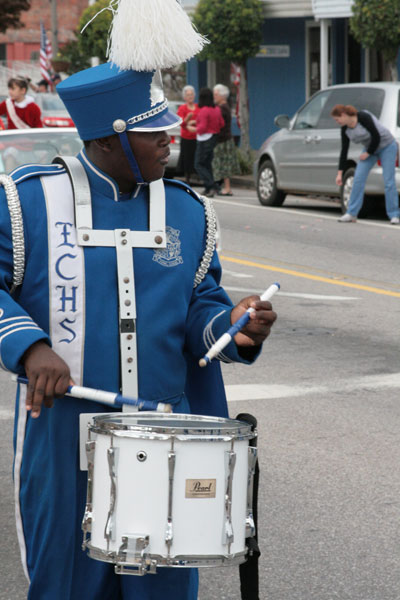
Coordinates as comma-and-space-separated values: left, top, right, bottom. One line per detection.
127, 110, 182, 132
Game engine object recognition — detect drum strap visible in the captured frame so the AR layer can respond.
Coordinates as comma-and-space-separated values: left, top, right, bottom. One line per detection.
236, 412, 261, 600
53, 156, 167, 407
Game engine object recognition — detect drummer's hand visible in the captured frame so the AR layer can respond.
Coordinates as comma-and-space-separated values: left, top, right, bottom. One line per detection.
231, 295, 277, 347
22, 341, 72, 418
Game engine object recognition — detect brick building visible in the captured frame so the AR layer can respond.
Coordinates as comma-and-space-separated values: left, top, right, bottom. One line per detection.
0, 0, 89, 64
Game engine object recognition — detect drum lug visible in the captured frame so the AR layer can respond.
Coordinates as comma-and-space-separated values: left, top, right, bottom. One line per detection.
82, 440, 96, 547
116, 534, 154, 575
223, 447, 236, 551
165, 450, 176, 556
104, 445, 119, 547
245, 447, 257, 538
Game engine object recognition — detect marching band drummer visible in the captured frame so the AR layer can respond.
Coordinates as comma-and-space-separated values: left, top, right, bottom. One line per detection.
0, 2, 277, 599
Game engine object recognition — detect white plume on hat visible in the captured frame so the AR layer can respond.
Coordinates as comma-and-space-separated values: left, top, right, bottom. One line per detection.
92, 0, 209, 71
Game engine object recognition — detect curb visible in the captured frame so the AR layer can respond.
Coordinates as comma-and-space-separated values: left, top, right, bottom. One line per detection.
230, 175, 255, 190
174, 175, 255, 191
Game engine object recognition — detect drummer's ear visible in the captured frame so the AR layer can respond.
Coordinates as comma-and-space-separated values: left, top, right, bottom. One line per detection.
93, 136, 114, 153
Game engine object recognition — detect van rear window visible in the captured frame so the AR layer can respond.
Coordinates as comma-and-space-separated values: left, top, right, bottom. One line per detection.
317, 88, 385, 129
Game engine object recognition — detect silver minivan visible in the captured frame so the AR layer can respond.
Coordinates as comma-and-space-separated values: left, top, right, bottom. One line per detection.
254, 83, 400, 212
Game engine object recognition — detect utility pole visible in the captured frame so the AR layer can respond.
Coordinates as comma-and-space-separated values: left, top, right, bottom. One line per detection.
50, 0, 58, 56
88, 0, 100, 66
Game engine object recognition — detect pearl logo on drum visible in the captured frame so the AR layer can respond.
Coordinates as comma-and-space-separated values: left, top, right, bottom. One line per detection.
185, 479, 216, 498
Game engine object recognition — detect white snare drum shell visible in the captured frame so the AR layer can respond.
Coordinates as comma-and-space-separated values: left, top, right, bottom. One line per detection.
85, 413, 255, 569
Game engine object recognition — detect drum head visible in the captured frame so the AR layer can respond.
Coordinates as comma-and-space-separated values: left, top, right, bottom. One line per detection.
89, 412, 254, 439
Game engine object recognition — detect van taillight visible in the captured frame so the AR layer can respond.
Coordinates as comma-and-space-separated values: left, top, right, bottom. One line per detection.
377, 155, 399, 167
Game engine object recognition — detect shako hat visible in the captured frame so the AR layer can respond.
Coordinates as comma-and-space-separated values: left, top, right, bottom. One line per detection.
58, 65, 179, 141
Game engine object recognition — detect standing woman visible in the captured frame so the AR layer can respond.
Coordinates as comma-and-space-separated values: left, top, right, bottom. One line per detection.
177, 85, 199, 186
331, 104, 399, 224
212, 83, 240, 196
193, 87, 224, 198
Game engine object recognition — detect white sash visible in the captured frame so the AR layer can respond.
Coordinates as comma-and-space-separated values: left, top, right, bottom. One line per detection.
42, 173, 85, 385
6, 98, 30, 129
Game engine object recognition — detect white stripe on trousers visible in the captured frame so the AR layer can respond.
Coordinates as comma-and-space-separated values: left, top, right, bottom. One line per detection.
14, 384, 30, 582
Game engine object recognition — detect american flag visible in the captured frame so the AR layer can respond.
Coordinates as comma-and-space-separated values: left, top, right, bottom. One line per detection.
40, 21, 53, 84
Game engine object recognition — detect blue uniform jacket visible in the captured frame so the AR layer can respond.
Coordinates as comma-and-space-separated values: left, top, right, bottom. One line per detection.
0, 151, 255, 406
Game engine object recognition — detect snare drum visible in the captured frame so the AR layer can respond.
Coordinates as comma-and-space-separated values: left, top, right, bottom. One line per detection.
82, 413, 257, 575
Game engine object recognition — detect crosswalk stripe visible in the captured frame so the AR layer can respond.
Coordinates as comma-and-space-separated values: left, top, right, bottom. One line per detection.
225, 372, 400, 402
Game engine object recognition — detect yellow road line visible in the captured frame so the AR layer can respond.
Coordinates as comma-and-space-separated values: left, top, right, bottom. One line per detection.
220, 255, 400, 298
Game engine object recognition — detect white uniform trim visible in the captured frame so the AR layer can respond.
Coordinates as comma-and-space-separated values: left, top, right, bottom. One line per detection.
11, 164, 64, 182
11, 163, 63, 176
0, 325, 41, 343
14, 385, 30, 582
203, 310, 233, 364
0, 315, 38, 325
79, 150, 119, 202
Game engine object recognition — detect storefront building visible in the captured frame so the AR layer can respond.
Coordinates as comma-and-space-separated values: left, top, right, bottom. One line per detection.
184, 0, 394, 149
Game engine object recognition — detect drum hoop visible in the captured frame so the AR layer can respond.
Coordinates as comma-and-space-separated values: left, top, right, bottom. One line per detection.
88, 427, 255, 442
89, 412, 254, 439
86, 542, 247, 569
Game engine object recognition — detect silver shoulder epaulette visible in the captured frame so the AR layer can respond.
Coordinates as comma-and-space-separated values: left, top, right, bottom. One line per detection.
193, 195, 217, 288
0, 174, 25, 292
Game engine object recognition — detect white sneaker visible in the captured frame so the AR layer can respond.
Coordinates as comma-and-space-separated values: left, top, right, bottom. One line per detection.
338, 213, 357, 223
390, 217, 399, 224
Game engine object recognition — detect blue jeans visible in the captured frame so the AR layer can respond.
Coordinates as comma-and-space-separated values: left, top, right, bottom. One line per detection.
194, 136, 217, 191
348, 140, 400, 219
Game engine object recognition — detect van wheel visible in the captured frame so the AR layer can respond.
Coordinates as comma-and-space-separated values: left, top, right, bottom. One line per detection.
341, 167, 373, 217
340, 168, 355, 213
257, 159, 286, 206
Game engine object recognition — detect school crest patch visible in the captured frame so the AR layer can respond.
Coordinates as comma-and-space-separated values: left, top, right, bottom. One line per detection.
152, 225, 183, 268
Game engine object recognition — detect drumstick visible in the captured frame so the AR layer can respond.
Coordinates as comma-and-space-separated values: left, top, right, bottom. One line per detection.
199, 282, 280, 368
13, 375, 172, 413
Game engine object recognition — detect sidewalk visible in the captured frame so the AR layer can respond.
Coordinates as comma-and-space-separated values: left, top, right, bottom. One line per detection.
175, 173, 255, 190
230, 173, 255, 189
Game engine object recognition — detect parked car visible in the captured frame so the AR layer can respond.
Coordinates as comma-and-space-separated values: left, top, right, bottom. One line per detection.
33, 92, 75, 127
254, 82, 400, 213
0, 128, 82, 174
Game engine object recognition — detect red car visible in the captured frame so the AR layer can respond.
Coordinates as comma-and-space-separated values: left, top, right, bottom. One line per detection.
34, 92, 74, 127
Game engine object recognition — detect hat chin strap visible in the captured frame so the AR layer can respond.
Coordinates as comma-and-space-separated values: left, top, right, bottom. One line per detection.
119, 131, 145, 185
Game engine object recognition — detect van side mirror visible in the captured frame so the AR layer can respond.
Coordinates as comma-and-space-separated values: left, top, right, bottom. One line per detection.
274, 114, 290, 129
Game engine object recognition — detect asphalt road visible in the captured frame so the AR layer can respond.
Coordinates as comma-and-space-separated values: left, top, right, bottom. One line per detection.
1, 190, 399, 599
